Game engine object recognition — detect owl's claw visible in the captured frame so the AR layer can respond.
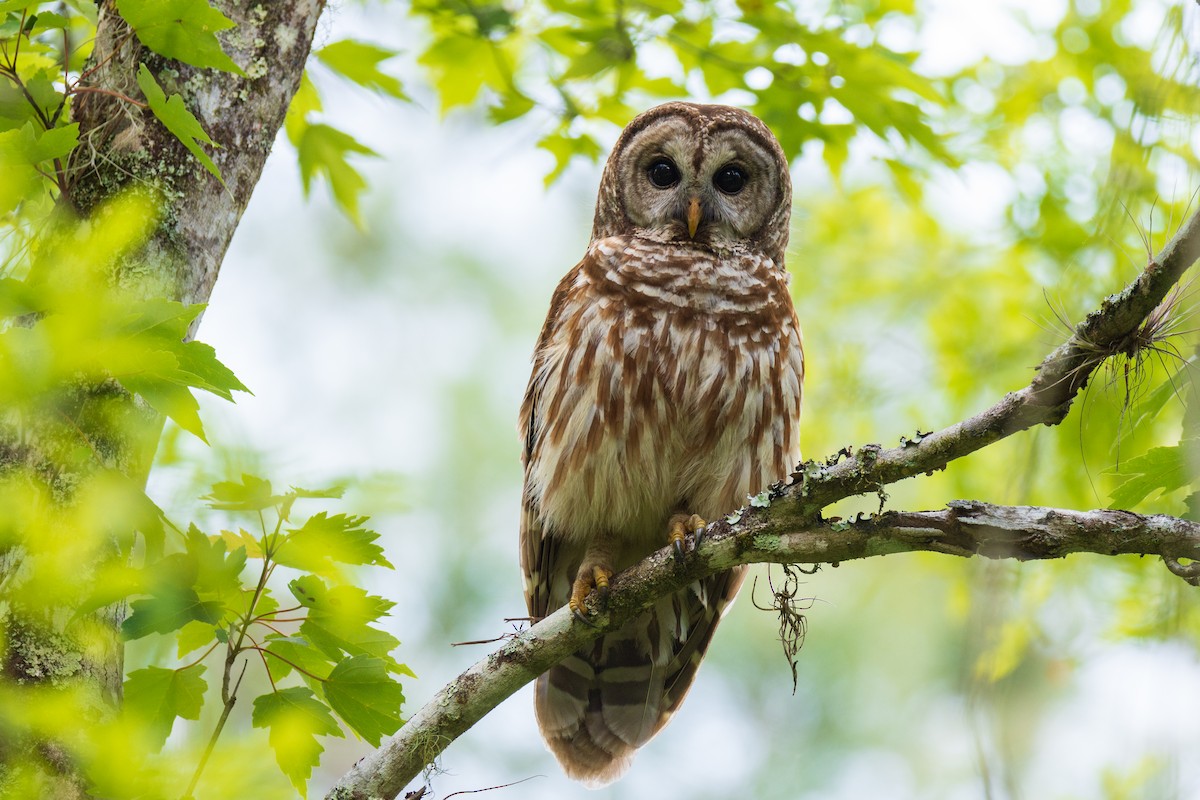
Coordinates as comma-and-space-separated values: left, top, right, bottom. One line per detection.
568, 563, 612, 623
672, 538, 685, 560
668, 513, 707, 562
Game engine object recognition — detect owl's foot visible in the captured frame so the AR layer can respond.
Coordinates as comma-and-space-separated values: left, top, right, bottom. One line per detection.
568, 563, 613, 624
668, 513, 707, 562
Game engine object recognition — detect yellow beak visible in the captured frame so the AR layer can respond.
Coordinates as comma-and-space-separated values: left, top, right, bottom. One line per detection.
686, 196, 701, 238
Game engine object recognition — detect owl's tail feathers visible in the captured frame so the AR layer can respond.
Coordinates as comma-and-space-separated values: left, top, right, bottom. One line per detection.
533, 576, 741, 787
534, 650, 662, 788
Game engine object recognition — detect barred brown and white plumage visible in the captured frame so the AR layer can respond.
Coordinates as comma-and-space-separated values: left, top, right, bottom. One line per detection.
519, 102, 803, 786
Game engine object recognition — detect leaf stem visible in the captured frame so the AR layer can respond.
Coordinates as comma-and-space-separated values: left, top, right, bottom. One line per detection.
252, 646, 330, 684
69, 84, 148, 108
177, 640, 222, 673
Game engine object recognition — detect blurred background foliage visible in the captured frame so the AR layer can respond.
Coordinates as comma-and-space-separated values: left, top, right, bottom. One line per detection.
4, 0, 1200, 797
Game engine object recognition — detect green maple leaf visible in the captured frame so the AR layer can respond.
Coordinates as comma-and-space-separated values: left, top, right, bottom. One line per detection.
1109, 443, 1198, 509
124, 665, 207, 751
136, 64, 223, 183
204, 473, 281, 511
122, 584, 222, 639
289, 575, 401, 666
295, 123, 376, 227
252, 687, 343, 798
262, 635, 336, 686
117, 0, 244, 74
275, 512, 393, 577
316, 40, 406, 98
323, 655, 404, 746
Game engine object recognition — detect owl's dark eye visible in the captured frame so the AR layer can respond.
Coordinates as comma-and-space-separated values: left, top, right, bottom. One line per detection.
713, 165, 748, 194
646, 158, 680, 189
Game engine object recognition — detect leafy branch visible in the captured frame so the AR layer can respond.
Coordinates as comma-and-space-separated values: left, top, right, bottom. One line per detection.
122, 477, 410, 798
325, 203, 1200, 800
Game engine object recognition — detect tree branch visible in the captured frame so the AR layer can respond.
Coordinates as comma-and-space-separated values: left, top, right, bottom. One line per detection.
328, 502, 1200, 800
790, 205, 1200, 516
327, 205, 1200, 799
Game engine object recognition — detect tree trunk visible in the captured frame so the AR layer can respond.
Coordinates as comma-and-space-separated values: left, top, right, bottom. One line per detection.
0, 1, 324, 793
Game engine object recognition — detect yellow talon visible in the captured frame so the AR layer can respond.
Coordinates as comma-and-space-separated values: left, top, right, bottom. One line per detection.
668, 513, 706, 560
569, 563, 613, 622
668, 516, 687, 553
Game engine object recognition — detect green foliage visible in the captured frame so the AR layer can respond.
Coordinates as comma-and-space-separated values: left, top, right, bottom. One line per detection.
275, 512, 395, 577
124, 664, 208, 750
0, 187, 405, 793
117, 477, 409, 795
323, 655, 406, 747
1, 2, 405, 226
315, 39, 407, 98
284, 36, 408, 224
0, 1, 235, 210
0, 203, 248, 451
115, 0, 243, 75
0, 122, 76, 213
1107, 444, 1196, 510
410, 0, 953, 184
294, 123, 378, 228
3, 0, 1200, 796
252, 687, 343, 797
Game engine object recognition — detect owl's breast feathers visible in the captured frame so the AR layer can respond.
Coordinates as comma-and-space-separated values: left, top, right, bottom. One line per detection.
522, 234, 804, 550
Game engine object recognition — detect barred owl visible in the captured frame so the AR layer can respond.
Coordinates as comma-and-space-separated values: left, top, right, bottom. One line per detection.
519, 102, 804, 786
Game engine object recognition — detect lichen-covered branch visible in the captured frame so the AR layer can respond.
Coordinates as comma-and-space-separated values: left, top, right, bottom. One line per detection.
326, 501, 1200, 799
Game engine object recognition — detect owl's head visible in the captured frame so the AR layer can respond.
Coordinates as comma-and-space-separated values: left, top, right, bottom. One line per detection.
592, 102, 792, 260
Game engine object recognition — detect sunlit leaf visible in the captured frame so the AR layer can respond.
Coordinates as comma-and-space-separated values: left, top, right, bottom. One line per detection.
117, 0, 243, 74
275, 513, 393, 576
289, 575, 402, 667
205, 474, 280, 511
186, 523, 248, 602
176, 619, 219, 658
1108, 443, 1198, 509
252, 687, 342, 797
123, 664, 207, 751
284, 71, 321, 147
316, 40, 406, 98
262, 635, 336, 686
295, 123, 376, 226
538, 130, 602, 186
136, 64, 224, 183
0, 122, 77, 212
323, 655, 404, 746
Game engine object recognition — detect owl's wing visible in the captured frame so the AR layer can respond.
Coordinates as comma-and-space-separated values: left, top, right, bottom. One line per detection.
519, 264, 581, 619
658, 566, 746, 715
519, 496, 562, 619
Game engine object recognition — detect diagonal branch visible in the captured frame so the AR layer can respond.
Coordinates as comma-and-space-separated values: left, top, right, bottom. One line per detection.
326, 205, 1200, 799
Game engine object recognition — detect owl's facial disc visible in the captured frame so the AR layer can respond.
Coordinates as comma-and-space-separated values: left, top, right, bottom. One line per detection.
616, 114, 782, 247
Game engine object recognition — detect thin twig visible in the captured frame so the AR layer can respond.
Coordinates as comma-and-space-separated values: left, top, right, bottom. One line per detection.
185, 660, 247, 799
